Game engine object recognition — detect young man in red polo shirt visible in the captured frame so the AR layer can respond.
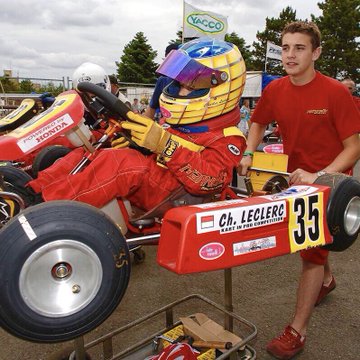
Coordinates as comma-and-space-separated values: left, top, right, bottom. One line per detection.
238, 21, 360, 359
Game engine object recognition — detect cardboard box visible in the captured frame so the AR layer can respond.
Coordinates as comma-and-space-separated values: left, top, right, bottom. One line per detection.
180, 313, 242, 350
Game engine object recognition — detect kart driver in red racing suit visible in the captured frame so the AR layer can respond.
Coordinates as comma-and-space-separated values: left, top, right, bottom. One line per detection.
27, 38, 247, 212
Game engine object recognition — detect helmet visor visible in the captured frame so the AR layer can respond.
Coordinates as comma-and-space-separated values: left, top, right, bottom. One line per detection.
156, 50, 228, 89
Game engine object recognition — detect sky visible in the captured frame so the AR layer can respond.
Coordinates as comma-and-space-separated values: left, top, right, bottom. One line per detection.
0, 0, 322, 81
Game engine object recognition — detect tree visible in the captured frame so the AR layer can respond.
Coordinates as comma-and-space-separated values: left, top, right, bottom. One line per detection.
116, 32, 158, 84
312, 0, 360, 82
19, 79, 35, 93
225, 32, 253, 69
251, 7, 298, 74
0, 77, 20, 93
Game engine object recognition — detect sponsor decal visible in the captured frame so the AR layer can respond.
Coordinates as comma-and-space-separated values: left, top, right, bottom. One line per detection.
199, 242, 225, 260
228, 144, 241, 156
160, 106, 172, 119
179, 164, 226, 191
186, 13, 225, 34
17, 113, 74, 153
306, 109, 328, 115
78, 76, 91, 82
18, 215, 37, 241
233, 236, 276, 256
200, 215, 214, 229
163, 139, 178, 158
196, 200, 286, 234
261, 186, 317, 200
263, 143, 283, 154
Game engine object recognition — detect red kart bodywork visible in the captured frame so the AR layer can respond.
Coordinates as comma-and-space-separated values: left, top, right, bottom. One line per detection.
158, 184, 333, 274
0, 91, 84, 161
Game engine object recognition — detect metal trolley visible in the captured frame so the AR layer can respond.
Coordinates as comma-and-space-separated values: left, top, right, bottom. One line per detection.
69, 270, 257, 360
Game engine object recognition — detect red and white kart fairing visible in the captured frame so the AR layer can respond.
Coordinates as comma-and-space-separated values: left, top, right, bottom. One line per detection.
0, 83, 359, 344
0, 91, 103, 175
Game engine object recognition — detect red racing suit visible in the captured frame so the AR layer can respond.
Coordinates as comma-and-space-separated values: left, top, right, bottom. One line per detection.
29, 108, 246, 211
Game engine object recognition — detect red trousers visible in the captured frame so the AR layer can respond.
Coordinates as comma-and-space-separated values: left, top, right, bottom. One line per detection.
29, 147, 182, 211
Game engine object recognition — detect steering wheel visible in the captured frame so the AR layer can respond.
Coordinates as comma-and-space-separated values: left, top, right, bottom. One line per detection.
76, 82, 150, 154
77, 82, 131, 120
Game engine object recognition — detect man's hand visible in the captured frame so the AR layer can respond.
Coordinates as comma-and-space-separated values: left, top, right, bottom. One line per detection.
122, 112, 170, 153
289, 169, 318, 185
237, 155, 253, 176
111, 136, 129, 149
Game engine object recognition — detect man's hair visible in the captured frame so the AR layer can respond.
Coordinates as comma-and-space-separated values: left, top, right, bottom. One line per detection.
108, 75, 119, 86
341, 78, 356, 93
282, 21, 321, 50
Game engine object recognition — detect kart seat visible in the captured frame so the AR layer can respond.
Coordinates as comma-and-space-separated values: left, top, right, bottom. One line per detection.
129, 186, 219, 228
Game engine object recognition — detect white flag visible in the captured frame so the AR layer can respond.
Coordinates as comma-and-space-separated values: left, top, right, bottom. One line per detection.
266, 41, 282, 61
183, 1, 228, 40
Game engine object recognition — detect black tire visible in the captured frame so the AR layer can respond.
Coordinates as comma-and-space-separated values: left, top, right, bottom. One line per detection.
0, 200, 131, 343
315, 173, 360, 251
0, 165, 33, 207
32, 145, 72, 178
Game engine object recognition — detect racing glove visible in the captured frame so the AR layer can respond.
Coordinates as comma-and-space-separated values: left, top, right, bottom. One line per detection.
122, 112, 204, 161
111, 136, 129, 149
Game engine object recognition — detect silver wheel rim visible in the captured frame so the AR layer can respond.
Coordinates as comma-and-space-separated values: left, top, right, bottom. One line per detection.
19, 239, 103, 317
344, 196, 360, 236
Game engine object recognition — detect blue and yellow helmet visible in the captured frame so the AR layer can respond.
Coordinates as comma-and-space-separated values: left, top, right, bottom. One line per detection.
158, 38, 246, 125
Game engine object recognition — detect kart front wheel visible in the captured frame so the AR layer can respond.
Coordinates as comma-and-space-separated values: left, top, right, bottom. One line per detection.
315, 173, 360, 251
32, 145, 72, 178
0, 201, 131, 343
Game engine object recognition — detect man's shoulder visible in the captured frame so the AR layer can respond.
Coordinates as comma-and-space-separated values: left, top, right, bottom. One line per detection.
265, 76, 289, 90
315, 72, 346, 90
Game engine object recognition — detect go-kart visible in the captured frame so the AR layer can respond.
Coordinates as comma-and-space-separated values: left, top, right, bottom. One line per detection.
0, 91, 104, 176
0, 98, 41, 133
0, 83, 359, 344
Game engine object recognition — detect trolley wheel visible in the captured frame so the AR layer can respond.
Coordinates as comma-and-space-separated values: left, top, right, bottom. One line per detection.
32, 145, 72, 177
0, 201, 131, 342
315, 173, 360, 251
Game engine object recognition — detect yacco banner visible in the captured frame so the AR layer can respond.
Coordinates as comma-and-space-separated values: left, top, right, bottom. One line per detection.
266, 41, 282, 61
183, 1, 228, 40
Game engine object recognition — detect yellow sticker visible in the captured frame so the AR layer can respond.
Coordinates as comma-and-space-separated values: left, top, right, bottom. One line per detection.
288, 193, 326, 252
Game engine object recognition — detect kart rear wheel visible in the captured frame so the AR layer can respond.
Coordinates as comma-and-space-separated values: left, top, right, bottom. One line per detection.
0, 164, 33, 206
0, 200, 131, 343
315, 173, 360, 251
32, 145, 72, 178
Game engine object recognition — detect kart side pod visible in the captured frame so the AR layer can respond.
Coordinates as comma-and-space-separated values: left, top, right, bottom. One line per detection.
0, 90, 86, 160
157, 184, 334, 274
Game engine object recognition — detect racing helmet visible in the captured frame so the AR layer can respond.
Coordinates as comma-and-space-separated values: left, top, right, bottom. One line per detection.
157, 38, 246, 125
72, 62, 111, 92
